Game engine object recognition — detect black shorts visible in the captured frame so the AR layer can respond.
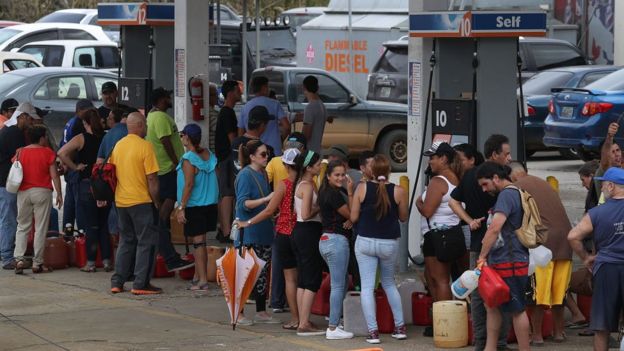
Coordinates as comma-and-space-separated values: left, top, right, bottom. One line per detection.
591, 263, 624, 332
184, 205, 218, 237
422, 231, 435, 257
158, 171, 177, 201
291, 221, 323, 292
275, 232, 297, 269
217, 160, 235, 197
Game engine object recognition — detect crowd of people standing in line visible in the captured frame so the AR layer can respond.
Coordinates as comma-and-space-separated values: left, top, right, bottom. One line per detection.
1, 73, 623, 349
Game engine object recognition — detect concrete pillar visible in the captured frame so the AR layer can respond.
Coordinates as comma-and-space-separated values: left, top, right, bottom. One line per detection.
615, 0, 624, 65
174, 0, 211, 147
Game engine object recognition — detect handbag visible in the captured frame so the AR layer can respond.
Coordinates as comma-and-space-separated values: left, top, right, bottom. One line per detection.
6, 149, 23, 194
428, 221, 466, 263
90, 149, 117, 202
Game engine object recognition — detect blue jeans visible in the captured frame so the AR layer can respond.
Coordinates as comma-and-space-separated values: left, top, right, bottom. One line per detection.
62, 175, 82, 229
319, 233, 350, 327
355, 236, 404, 332
0, 187, 17, 265
78, 180, 111, 263
270, 239, 286, 309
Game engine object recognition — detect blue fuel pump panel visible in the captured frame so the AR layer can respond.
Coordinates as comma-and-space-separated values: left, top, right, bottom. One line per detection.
431, 99, 474, 145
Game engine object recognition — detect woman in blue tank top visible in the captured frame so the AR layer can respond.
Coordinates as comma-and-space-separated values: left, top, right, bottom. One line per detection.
350, 154, 409, 344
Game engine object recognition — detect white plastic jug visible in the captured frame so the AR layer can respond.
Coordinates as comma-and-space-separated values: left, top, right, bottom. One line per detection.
398, 278, 426, 324
529, 245, 552, 267
343, 291, 369, 336
451, 269, 481, 299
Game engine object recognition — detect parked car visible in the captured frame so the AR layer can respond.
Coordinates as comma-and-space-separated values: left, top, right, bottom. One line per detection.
543, 68, 624, 161
250, 67, 408, 171
278, 7, 326, 34
522, 65, 618, 158
19, 40, 119, 72
36, 9, 119, 42
366, 37, 590, 104
0, 23, 113, 52
367, 37, 407, 104
0, 21, 24, 29
1, 52, 43, 74
0, 67, 116, 142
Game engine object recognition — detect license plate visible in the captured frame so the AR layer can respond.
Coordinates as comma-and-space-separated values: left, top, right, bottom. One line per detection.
380, 87, 391, 98
560, 106, 574, 118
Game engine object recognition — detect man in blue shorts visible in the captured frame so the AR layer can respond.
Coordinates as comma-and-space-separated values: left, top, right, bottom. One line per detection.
476, 162, 530, 351
568, 167, 624, 351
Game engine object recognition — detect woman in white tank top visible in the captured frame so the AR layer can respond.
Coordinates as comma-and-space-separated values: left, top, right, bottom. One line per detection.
416, 142, 461, 303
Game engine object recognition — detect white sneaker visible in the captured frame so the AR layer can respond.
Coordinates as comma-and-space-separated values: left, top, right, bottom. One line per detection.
237, 316, 254, 326
326, 327, 354, 340
254, 314, 281, 324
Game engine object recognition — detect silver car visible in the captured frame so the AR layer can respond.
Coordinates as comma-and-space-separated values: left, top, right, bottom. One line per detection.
0, 67, 116, 143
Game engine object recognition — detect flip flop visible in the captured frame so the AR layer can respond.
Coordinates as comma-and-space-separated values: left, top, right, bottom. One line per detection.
530, 340, 545, 347
578, 329, 594, 337
566, 320, 588, 329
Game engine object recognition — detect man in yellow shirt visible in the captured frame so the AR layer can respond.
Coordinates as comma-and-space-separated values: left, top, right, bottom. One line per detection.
146, 88, 193, 272
266, 132, 307, 188
109, 112, 161, 295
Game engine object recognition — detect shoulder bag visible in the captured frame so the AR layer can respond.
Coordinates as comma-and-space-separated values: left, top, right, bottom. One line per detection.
6, 149, 23, 194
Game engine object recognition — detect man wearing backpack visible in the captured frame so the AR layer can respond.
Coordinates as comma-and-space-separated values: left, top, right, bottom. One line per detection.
568, 167, 624, 351
509, 162, 572, 345
476, 162, 530, 351
449, 134, 512, 349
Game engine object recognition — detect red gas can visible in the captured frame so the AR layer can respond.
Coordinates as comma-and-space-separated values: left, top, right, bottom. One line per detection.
541, 309, 553, 338
375, 289, 395, 333
311, 272, 331, 316
154, 254, 175, 278
43, 234, 68, 269
74, 235, 87, 268
412, 292, 433, 326
478, 266, 510, 308
577, 294, 592, 322
179, 252, 195, 280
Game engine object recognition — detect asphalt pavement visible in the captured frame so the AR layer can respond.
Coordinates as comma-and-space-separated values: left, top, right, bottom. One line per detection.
0, 152, 606, 350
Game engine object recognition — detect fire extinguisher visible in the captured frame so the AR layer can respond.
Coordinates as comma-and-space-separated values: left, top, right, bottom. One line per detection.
189, 77, 204, 121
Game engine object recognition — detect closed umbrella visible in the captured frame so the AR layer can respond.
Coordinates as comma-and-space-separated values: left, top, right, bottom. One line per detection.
216, 246, 266, 329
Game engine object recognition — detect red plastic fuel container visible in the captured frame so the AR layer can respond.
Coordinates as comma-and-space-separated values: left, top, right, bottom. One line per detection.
577, 294, 592, 322
311, 272, 331, 316
375, 289, 395, 333
412, 292, 433, 326
478, 266, 510, 308
74, 235, 87, 268
154, 254, 175, 278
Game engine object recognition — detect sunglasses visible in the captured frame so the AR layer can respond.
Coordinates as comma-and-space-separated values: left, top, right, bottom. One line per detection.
256, 151, 268, 158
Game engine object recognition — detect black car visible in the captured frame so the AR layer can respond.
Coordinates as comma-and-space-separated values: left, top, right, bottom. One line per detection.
367, 37, 590, 104
522, 65, 617, 158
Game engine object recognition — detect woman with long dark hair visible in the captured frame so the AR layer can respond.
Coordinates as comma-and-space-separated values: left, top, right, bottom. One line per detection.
176, 124, 219, 291
290, 150, 324, 336
58, 109, 109, 272
318, 160, 354, 339
236, 147, 301, 330
234, 139, 278, 325
350, 154, 409, 344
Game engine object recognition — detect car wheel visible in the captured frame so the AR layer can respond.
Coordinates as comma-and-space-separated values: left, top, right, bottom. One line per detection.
377, 129, 407, 172
558, 148, 579, 160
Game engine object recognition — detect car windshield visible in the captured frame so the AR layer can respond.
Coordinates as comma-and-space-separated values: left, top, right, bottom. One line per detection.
0, 28, 20, 45
37, 12, 86, 23
522, 71, 574, 95
375, 46, 408, 74
288, 14, 320, 28
246, 29, 296, 57
0, 73, 26, 94
585, 69, 624, 91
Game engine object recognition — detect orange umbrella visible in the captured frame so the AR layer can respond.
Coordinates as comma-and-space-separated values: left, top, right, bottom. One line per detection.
216, 246, 266, 329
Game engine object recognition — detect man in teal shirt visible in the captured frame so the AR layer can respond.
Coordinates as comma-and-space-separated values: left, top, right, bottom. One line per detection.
146, 87, 192, 272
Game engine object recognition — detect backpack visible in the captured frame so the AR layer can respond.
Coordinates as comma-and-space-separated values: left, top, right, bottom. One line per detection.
90, 152, 117, 203
505, 185, 548, 249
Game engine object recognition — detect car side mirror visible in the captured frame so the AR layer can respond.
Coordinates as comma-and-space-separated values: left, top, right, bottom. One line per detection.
10, 48, 19, 53
349, 94, 358, 105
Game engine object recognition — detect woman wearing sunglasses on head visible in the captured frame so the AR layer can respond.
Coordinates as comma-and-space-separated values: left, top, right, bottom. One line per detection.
234, 139, 279, 326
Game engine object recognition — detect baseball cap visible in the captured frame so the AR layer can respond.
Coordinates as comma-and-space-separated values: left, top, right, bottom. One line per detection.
151, 87, 172, 104
76, 99, 94, 112
325, 144, 349, 161
101, 81, 117, 93
248, 106, 275, 125
1, 98, 18, 112
5, 102, 40, 127
281, 148, 300, 165
181, 123, 202, 140
595, 167, 624, 185
285, 132, 307, 150
423, 141, 455, 161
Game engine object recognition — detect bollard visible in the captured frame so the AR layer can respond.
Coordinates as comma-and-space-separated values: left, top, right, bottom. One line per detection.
399, 175, 410, 272
546, 176, 559, 193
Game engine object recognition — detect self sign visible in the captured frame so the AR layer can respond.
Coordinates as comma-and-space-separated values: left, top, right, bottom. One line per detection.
496, 16, 521, 28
